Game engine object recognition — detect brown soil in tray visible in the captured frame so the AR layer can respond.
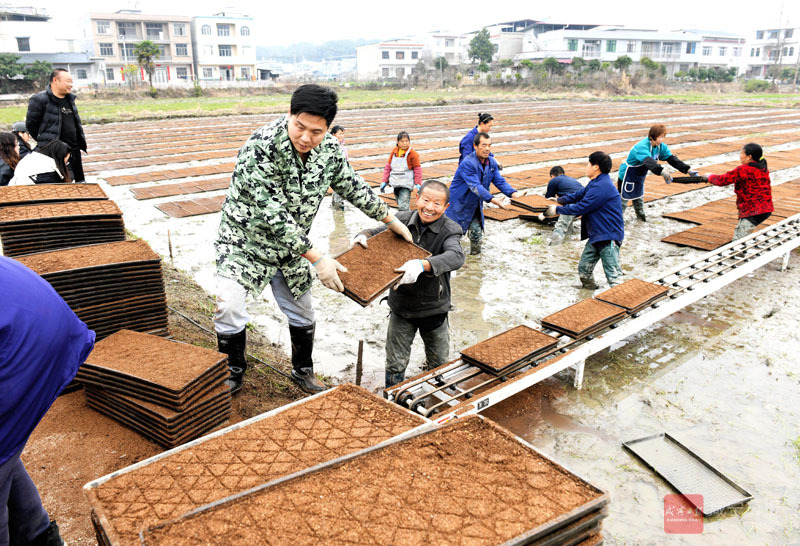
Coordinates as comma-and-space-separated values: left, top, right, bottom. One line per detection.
0, 200, 122, 223
0, 183, 108, 206
461, 325, 560, 372
594, 279, 669, 313
141, 416, 605, 545
541, 299, 626, 338
86, 384, 426, 546
16, 240, 159, 275
84, 330, 226, 392
335, 229, 430, 305
511, 194, 559, 213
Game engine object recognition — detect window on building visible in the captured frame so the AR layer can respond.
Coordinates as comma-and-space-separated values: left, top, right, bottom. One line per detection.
686, 42, 696, 54
203, 67, 213, 78
118, 22, 137, 37
219, 45, 232, 57
241, 67, 250, 79
756, 48, 761, 56
445, 39, 454, 47
627, 41, 636, 53
99, 43, 114, 56
756, 30, 764, 39
768, 30, 778, 39
241, 26, 250, 36
202, 25, 211, 36
157, 44, 167, 57
606, 40, 616, 52
411, 51, 418, 59
567, 39, 577, 51
145, 23, 163, 39
120, 43, 137, 59
96, 20, 110, 34
176, 67, 188, 79
750, 47, 755, 56
217, 24, 231, 37
733, 47, 741, 56
16, 37, 30, 52
106, 68, 114, 80
768, 48, 779, 60
76, 69, 87, 79
702, 46, 712, 56
662, 42, 677, 56
396, 67, 405, 77
783, 46, 789, 56
382, 67, 390, 77
382, 51, 389, 59
175, 43, 188, 56
396, 51, 405, 59
790, 47, 795, 57
719, 47, 726, 56
174, 24, 186, 36
785, 29, 794, 38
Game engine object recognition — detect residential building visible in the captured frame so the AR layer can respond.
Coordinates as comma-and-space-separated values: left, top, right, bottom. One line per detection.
191, 12, 256, 81
419, 31, 469, 65
745, 26, 799, 78
89, 11, 194, 86
356, 39, 424, 80
465, 20, 601, 62
680, 29, 747, 74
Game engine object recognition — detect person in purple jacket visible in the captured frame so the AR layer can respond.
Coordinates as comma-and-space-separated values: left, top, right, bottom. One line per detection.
543, 151, 625, 289
0, 256, 95, 546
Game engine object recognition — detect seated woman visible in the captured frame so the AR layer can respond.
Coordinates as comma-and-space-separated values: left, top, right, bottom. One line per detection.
0, 132, 20, 186
379, 131, 421, 211
9, 140, 72, 185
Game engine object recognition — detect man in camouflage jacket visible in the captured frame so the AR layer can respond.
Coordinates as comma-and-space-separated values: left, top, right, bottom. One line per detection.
214, 85, 412, 394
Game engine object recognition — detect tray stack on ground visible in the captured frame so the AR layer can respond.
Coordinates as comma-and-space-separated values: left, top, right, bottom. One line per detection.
0, 183, 108, 207
77, 330, 232, 449
595, 279, 670, 314
460, 325, 560, 375
335, 229, 431, 306
0, 200, 124, 257
541, 298, 627, 339
511, 193, 558, 214
84, 384, 426, 546
140, 416, 609, 545
15, 239, 168, 339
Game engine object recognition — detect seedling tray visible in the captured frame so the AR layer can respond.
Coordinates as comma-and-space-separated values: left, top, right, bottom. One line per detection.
334, 229, 430, 306
670, 176, 706, 184
623, 432, 752, 516
594, 279, 669, 314
511, 194, 557, 213
519, 214, 558, 225
460, 325, 560, 375
0, 183, 108, 206
541, 299, 626, 339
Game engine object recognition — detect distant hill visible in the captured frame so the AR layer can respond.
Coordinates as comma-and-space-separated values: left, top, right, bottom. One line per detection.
256, 39, 379, 61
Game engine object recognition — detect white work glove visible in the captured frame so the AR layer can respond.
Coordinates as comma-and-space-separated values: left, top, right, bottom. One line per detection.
313, 256, 347, 292
351, 233, 368, 249
385, 217, 413, 243
544, 204, 558, 217
662, 171, 673, 184
393, 259, 425, 289
537, 213, 546, 222
688, 169, 699, 177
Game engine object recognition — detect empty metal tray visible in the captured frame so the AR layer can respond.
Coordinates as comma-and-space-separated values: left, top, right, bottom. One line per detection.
622, 432, 752, 516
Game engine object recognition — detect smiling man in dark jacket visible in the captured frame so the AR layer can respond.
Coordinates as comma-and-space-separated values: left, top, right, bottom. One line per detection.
25, 69, 87, 182
354, 180, 465, 387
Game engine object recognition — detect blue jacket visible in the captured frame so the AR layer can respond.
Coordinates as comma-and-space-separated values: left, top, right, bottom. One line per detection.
458, 126, 494, 164
446, 152, 516, 232
545, 175, 583, 198
556, 173, 624, 245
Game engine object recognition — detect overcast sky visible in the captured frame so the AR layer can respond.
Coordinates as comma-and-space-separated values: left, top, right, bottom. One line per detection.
35, 0, 800, 46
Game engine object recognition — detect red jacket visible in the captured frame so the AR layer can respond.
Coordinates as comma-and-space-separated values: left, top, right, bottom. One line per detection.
709, 164, 773, 219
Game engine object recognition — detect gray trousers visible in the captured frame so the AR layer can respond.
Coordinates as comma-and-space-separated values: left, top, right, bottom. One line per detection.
733, 217, 758, 241
550, 214, 576, 243
394, 187, 411, 211
385, 312, 449, 384
578, 240, 623, 288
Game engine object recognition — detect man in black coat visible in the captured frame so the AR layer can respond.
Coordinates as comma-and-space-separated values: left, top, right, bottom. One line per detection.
25, 69, 87, 182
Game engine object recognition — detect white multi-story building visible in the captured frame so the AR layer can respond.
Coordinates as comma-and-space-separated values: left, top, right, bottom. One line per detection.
418, 31, 469, 65
464, 20, 601, 63
745, 26, 799, 78
191, 13, 256, 81
681, 29, 746, 74
356, 40, 424, 80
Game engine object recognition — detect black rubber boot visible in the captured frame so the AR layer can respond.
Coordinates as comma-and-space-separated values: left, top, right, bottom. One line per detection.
30, 521, 64, 546
385, 370, 405, 389
217, 330, 247, 394
289, 324, 327, 394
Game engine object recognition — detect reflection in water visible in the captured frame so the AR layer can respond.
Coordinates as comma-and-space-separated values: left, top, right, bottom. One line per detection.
449, 250, 492, 351
327, 206, 351, 256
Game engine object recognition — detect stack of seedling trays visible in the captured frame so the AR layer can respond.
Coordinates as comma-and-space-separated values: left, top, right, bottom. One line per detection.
15, 240, 168, 340
0, 183, 108, 207
335, 229, 430, 306
541, 298, 627, 339
138, 416, 609, 545
460, 325, 560, 375
595, 279, 670, 314
77, 330, 232, 449
670, 176, 706, 184
84, 384, 427, 545
511, 193, 558, 214
0, 200, 124, 257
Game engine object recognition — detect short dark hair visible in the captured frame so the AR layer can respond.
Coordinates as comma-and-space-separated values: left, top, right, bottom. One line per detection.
419, 180, 450, 203
588, 151, 612, 174
290, 84, 338, 127
648, 124, 667, 141
549, 166, 565, 177
743, 142, 763, 161
396, 131, 410, 143
473, 132, 490, 146
49, 68, 68, 83
330, 125, 344, 135
478, 112, 494, 125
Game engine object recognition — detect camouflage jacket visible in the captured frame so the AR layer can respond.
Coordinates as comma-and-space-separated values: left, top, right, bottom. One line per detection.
216, 116, 389, 298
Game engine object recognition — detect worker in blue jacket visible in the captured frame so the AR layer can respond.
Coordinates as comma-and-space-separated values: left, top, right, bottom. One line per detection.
458, 112, 494, 164
0, 256, 95, 546
618, 124, 695, 221
544, 165, 584, 246
544, 151, 624, 289
447, 132, 519, 255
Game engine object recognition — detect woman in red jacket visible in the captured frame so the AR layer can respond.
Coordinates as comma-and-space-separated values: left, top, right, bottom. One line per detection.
379, 131, 422, 211
702, 143, 773, 240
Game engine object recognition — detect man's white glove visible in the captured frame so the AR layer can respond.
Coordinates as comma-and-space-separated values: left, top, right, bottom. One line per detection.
385, 217, 413, 243
662, 171, 673, 184
314, 256, 347, 292
688, 169, 699, 177
393, 259, 425, 289
544, 204, 558, 217
537, 213, 546, 222
351, 233, 368, 249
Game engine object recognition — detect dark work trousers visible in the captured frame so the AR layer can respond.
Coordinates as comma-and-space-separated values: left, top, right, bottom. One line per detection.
68, 149, 85, 182
0, 446, 50, 546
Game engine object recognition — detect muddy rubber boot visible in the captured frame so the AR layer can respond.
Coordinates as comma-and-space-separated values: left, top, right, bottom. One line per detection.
580, 276, 599, 290
385, 370, 405, 389
30, 521, 65, 546
469, 239, 482, 255
217, 330, 247, 394
548, 234, 564, 246
633, 200, 647, 222
289, 324, 327, 394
